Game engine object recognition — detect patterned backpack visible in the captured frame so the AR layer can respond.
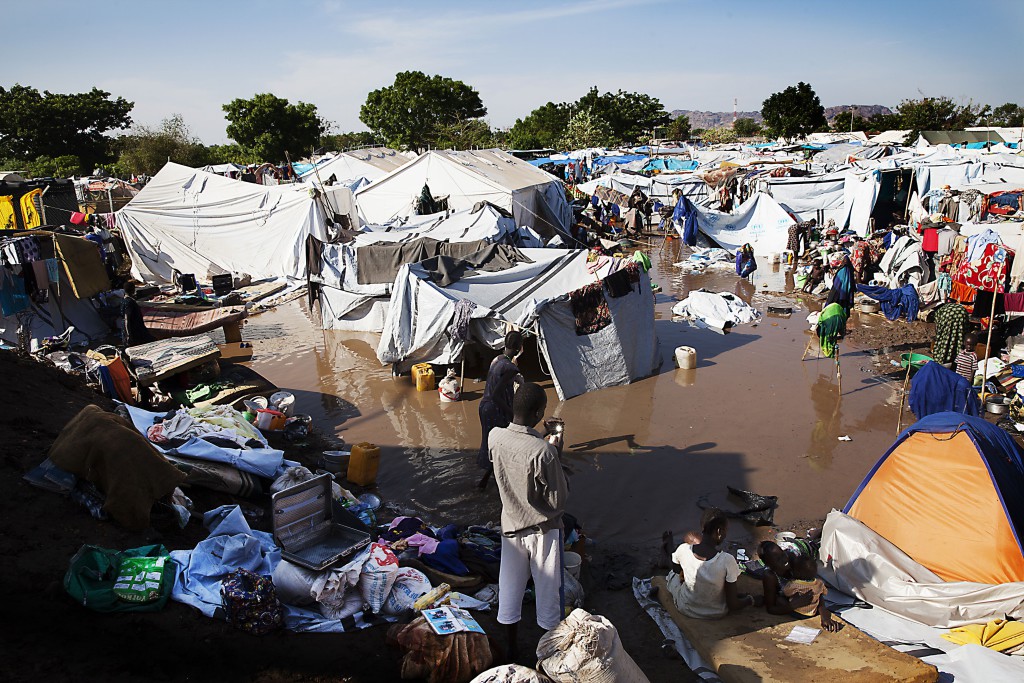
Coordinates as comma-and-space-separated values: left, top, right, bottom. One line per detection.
220, 568, 284, 635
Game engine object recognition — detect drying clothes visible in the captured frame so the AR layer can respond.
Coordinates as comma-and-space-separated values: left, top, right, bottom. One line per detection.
355, 238, 529, 286
935, 228, 958, 258
672, 194, 699, 246
602, 265, 636, 298
879, 236, 926, 288
921, 228, 939, 253
933, 302, 970, 364
12, 235, 42, 263
0, 269, 30, 315
909, 361, 980, 419
966, 229, 1001, 263
0, 195, 15, 229
1004, 292, 1024, 313
948, 280, 976, 304
631, 250, 652, 272
19, 189, 42, 229
45, 257, 60, 284
936, 272, 952, 299
569, 281, 611, 336
816, 303, 848, 358
856, 284, 920, 322
956, 242, 1011, 293
942, 619, 1024, 653
55, 234, 110, 298
450, 299, 477, 342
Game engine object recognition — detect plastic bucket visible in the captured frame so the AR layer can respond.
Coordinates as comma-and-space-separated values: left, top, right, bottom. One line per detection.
256, 408, 286, 431
269, 391, 295, 417
563, 551, 582, 580
674, 346, 697, 370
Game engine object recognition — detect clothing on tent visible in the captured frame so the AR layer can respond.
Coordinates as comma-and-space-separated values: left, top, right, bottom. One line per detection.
1004, 293, 1024, 314
55, 234, 110, 299
856, 284, 920, 322
450, 299, 476, 342
0, 196, 16, 230
909, 361, 980, 419
672, 194, 698, 246
0, 268, 30, 315
956, 242, 1011, 293
569, 281, 612, 336
603, 263, 639, 298
933, 302, 970, 364
11, 235, 42, 263
922, 229, 939, 253
966, 229, 1001, 264
936, 272, 952, 299
45, 257, 60, 284
816, 303, 848, 358
949, 281, 976, 304
355, 238, 528, 286
19, 189, 42, 229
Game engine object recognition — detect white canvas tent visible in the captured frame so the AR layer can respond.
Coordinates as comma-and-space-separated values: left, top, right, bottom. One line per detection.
377, 249, 659, 400
118, 162, 346, 284
299, 148, 409, 185
678, 192, 796, 253
354, 149, 571, 240
315, 204, 529, 332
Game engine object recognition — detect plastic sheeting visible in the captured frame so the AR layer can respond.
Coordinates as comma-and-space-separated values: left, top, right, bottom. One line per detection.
677, 192, 796, 254
820, 510, 1024, 628
118, 163, 332, 284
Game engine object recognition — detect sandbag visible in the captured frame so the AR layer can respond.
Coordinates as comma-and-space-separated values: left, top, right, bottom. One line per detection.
358, 542, 400, 613
320, 588, 365, 620
536, 609, 649, 683
383, 567, 432, 616
562, 569, 585, 610
272, 559, 320, 606
470, 665, 552, 683
387, 616, 494, 683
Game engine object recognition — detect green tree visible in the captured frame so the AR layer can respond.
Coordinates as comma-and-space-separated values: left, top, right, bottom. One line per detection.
507, 101, 571, 150
321, 131, 381, 151
700, 127, 738, 145
223, 93, 328, 162
986, 103, 1024, 127
868, 112, 903, 131
574, 87, 669, 144
732, 117, 761, 137
896, 96, 986, 144
760, 82, 826, 140
830, 111, 870, 133
433, 119, 495, 150
559, 110, 613, 150
0, 84, 133, 169
663, 115, 692, 141
360, 71, 486, 151
204, 143, 258, 166
115, 114, 210, 175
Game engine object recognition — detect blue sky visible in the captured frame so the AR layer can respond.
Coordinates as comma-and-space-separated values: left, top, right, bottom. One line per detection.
5, 0, 1022, 143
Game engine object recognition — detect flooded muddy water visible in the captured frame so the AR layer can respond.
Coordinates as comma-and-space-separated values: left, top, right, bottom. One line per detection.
242, 239, 903, 553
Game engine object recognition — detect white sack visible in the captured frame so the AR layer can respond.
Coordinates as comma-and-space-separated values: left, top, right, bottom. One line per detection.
536, 609, 649, 683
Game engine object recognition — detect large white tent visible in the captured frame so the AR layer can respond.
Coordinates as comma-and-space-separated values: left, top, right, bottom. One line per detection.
377, 249, 659, 400
299, 148, 410, 185
118, 162, 352, 284
677, 192, 797, 253
314, 204, 534, 332
354, 149, 571, 240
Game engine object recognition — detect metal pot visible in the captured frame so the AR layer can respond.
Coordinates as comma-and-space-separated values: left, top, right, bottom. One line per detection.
985, 395, 1011, 415
858, 301, 881, 314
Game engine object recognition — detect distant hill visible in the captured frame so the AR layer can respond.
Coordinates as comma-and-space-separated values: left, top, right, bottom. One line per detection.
670, 104, 893, 129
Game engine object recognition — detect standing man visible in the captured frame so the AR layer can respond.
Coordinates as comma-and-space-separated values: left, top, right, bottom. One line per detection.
477, 331, 524, 489
490, 382, 568, 660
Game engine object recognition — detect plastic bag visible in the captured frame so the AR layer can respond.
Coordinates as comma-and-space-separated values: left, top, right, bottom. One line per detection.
358, 542, 400, 613
536, 609, 649, 683
112, 556, 168, 604
383, 567, 432, 616
64, 544, 174, 613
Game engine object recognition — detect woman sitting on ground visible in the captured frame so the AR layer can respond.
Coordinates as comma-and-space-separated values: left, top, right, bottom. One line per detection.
758, 542, 839, 632
664, 509, 755, 619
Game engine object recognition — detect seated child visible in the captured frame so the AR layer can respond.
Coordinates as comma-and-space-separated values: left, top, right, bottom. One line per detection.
802, 260, 825, 293
782, 555, 838, 632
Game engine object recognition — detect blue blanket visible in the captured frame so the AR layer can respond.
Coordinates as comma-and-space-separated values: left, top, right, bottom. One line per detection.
672, 195, 699, 246
909, 361, 980, 419
856, 284, 920, 322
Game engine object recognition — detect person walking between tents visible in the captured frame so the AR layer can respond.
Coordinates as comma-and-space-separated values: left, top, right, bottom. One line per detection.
489, 382, 568, 661
477, 331, 524, 489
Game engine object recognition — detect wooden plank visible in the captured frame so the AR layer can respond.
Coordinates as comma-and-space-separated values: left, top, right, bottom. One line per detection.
651, 575, 937, 683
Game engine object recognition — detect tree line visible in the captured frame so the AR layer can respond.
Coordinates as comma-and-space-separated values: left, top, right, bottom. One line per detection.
1, 76, 1020, 178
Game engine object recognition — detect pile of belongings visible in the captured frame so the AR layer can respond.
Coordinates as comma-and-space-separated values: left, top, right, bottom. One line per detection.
146, 405, 266, 450
673, 247, 734, 274
671, 289, 760, 333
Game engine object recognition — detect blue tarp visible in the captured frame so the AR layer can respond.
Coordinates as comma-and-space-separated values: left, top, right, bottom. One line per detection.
643, 159, 698, 172
593, 154, 647, 167
908, 361, 981, 420
672, 194, 699, 246
527, 157, 569, 167
844, 410, 1024, 550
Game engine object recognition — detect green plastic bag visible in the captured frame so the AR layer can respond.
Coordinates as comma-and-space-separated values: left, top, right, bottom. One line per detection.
64, 544, 174, 613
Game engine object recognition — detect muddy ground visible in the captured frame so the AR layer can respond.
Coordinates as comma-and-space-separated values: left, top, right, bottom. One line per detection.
0, 240, 975, 682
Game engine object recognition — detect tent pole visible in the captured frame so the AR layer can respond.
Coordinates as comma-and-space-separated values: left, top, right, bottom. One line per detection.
980, 257, 1005, 405
896, 363, 912, 433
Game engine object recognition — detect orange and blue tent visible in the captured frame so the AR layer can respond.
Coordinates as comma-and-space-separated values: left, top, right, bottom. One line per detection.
844, 412, 1024, 585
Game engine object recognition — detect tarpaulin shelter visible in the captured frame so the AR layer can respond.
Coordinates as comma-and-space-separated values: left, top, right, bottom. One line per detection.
354, 149, 571, 240
844, 412, 1024, 586
313, 204, 529, 332
673, 192, 796, 253
299, 148, 409, 185
117, 163, 345, 284
376, 249, 659, 400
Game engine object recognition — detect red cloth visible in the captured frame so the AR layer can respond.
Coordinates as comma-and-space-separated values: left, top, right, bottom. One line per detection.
954, 243, 1013, 293
922, 228, 939, 252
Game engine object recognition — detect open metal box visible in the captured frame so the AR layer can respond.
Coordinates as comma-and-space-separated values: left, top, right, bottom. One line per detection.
271, 473, 371, 571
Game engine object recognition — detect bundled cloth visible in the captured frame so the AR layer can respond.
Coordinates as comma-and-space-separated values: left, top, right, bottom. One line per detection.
671, 290, 760, 333
387, 616, 495, 683
909, 361, 980, 419
815, 303, 848, 358
933, 302, 970, 364
856, 284, 920, 322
